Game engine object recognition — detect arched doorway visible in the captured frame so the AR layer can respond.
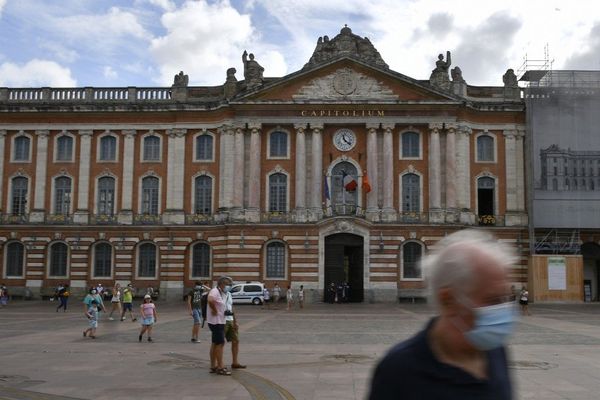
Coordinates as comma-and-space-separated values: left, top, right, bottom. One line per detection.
582, 242, 600, 301
477, 176, 495, 224
331, 162, 358, 216
324, 233, 364, 302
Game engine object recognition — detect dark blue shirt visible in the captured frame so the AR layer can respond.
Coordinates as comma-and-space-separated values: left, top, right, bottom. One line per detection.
369, 319, 512, 400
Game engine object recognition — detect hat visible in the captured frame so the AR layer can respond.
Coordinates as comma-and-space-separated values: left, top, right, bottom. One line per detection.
91, 289, 97, 294
144, 294, 151, 299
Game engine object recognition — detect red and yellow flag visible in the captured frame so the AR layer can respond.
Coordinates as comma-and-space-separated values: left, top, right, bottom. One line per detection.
362, 170, 372, 194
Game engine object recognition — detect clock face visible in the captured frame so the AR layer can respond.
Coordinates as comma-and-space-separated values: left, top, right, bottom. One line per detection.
333, 129, 357, 152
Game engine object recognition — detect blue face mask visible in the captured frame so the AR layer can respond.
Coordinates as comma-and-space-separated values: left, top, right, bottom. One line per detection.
224, 285, 232, 293
463, 302, 517, 351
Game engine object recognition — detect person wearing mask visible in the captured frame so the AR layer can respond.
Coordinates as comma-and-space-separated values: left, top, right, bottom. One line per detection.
207, 276, 232, 376
83, 289, 105, 320
224, 285, 246, 369
187, 281, 206, 343
369, 230, 516, 400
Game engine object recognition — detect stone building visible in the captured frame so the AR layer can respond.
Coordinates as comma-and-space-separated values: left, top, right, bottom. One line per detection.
0, 27, 528, 301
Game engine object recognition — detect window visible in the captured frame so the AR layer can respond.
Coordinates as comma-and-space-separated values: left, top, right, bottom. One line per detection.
94, 243, 112, 278
476, 135, 494, 162
401, 132, 420, 158
143, 135, 160, 161
49, 242, 68, 277
13, 136, 30, 161
54, 176, 72, 215
138, 243, 156, 278
141, 176, 159, 215
191, 243, 210, 278
268, 173, 287, 212
195, 134, 213, 161
11, 176, 28, 216
6, 242, 24, 277
97, 177, 115, 215
56, 135, 73, 161
401, 173, 420, 212
402, 242, 423, 279
244, 285, 262, 293
99, 135, 117, 161
266, 242, 285, 279
269, 131, 288, 158
194, 175, 212, 214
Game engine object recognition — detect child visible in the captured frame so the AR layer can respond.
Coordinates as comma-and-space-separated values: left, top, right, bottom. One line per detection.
286, 285, 294, 311
83, 300, 99, 339
139, 294, 157, 342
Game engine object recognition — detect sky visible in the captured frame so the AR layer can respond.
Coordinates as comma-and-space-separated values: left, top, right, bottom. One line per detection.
0, 0, 599, 88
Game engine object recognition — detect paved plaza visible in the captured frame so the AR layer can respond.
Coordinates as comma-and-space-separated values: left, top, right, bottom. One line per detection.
1, 300, 600, 400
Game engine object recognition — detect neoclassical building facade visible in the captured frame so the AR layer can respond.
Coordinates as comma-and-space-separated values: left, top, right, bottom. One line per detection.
0, 27, 528, 301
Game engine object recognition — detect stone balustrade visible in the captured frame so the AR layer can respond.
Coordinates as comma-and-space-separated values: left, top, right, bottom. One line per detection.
0, 86, 174, 103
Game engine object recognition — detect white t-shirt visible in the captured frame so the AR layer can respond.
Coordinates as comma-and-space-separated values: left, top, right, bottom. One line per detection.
225, 292, 234, 322
207, 288, 226, 325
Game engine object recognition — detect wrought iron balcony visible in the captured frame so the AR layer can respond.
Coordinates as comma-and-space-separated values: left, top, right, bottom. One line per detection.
90, 214, 118, 225
185, 213, 216, 225
478, 214, 505, 226
398, 212, 429, 224
261, 212, 292, 223
0, 213, 28, 224
46, 214, 73, 224
133, 213, 161, 225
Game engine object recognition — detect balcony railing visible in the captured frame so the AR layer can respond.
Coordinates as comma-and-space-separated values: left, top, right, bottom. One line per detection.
46, 214, 73, 224
186, 213, 216, 225
0, 213, 28, 224
398, 212, 429, 224
478, 214, 505, 226
261, 212, 293, 223
90, 214, 118, 225
133, 214, 161, 225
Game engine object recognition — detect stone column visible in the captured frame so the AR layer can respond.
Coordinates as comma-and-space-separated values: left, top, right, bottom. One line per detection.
294, 124, 307, 222
118, 129, 136, 224
246, 123, 261, 222
365, 124, 380, 221
445, 124, 457, 222
310, 124, 323, 221
428, 123, 443, 223
73, 130, 93, 224
516, 130, 526, 215
0, 130, 5, 212
164, 128, 186, 224
231, 126, 245, 219
382, 124, 396, 220
218, 126, 235, 214
504, 130, 517, 216
457, 124, 474, 224
30, 130, 49, 223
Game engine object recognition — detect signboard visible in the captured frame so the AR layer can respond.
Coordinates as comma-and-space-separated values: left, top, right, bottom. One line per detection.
548, 257, 567, 290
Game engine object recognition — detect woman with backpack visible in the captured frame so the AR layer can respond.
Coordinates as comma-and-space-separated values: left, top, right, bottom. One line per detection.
187, 281, 206, 343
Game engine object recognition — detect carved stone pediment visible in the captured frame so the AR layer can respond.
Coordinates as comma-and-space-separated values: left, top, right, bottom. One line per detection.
293, 68, 398, 101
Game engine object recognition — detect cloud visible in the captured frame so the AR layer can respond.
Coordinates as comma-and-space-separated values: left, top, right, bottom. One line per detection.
150, 0, 286, 85
564, 22, 600, 70
56, 7, 150, 41
0, 59, 77, 87
0, 0, 6, 16
427, 13, 454, 40
135, 0, 176, 11
103, 66, 118, 80
38, 40, 79, 63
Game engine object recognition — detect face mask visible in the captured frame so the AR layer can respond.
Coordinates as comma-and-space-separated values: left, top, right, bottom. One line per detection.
195, 285, 202, 290
462, 302, 516, 351
224, 285, 232, 293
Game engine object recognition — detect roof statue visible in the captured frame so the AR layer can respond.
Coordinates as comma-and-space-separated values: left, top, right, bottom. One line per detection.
304, 25, 388, 69
172, 71, 189, 87
503, 69, 518, 88
451, 66, 465, 83
223, 67, 238, 99
242, 50, 264, 89
430, 51, 451, 90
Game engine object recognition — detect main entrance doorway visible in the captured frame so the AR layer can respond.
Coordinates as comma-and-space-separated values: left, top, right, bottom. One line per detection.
582, 242, 600, 301
324, 233, 364, 302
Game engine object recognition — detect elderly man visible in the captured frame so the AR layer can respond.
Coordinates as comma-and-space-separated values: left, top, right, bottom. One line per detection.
207, 276, 232, 376
369, 230, 516, 400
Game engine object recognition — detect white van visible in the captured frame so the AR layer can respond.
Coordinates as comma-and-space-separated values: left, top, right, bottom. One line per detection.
230, 282, 264, 305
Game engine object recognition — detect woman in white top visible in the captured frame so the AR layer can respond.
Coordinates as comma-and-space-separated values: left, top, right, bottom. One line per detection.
286, 285, 294, 311
298, 285, 304, 309
108, 283, 122, 321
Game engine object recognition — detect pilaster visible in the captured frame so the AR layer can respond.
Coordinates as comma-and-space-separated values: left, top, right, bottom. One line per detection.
73, 130, 93, 224
118, 129, 136, 224
294, 124, 307, 222
30, 130, 49, 223
164, 128, 186, 224
232, 126, 245, 218
0, 130, 6, 211
309, 123, 323, 221
365, 123, 380, 221
428, 123, 443, 223
445, 123, 457, 223
246, 123, 262, 222
381, 124, 396, 221
457, 124, 475, 225
218, 126, 235, 214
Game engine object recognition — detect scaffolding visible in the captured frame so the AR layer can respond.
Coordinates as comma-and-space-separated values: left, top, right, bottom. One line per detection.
534, 229, 581, 254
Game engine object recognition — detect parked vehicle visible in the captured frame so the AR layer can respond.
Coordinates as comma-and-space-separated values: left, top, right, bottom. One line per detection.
230, 282, 264, 305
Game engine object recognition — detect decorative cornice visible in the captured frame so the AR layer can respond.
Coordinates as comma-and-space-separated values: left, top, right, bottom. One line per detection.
382, 123, 395, 131
429, 123, 443, 132
35, 129, 49, 137
122, 129, 136, 138
168, 128, 187, 138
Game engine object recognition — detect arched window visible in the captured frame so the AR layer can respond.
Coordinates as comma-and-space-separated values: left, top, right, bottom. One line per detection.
141, 176, 159, 215
268, 173, 287, 212
196, 134, 213, 161
331, 161, 358, 215
401, 173, 420, 212
269, 131, 288, 158
11, 176, 28, 216
56, 135, 73, 161
138, 243, 157, 278
194, 175, 212, 214
94, 243, 112, 278
401, 132, 420, 158
476, 135, 494, 162
54, 176, 72, 215
5, 242, 24, 277
49, 242, 68, 277
99, 135, 117, 161
14, 136, 30, 161
402, 242, 423, 279
143, 135, 160, 161
191, 243, 210, 278
266, 242, 286, 279
97, 176, 115, 215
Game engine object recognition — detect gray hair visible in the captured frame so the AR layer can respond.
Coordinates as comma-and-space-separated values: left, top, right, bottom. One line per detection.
423, 229, 515, 308
217, 276, 232, 286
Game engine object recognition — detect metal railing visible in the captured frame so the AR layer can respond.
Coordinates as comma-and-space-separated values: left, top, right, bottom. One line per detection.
46, 214, 73, 224
185, 213, 216, 225
90, 214, 118, 225
133, 214, 162, 225
0, 213, 29, 224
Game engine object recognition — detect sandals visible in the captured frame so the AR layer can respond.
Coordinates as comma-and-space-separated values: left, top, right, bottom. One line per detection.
231, 364, 246, 369
216, 368, 231, 376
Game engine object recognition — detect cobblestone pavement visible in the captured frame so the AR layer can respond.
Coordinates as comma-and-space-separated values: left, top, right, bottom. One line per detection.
1, 301, 600, 399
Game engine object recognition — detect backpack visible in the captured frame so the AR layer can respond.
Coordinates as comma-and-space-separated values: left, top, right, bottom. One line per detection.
200, 293, 209, 327
191, 289, 203, 308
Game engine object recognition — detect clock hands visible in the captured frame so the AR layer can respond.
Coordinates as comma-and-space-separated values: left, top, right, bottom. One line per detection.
342, 134, 351, 145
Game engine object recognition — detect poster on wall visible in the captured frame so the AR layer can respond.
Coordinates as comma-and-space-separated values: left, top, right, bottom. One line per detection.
548, 256, 567, 290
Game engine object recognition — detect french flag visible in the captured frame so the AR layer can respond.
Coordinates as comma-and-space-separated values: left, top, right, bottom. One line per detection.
342, 170, 358, 192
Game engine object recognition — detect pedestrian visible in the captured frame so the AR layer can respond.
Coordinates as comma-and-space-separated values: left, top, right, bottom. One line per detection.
207, 276, 232, 376
262, 286, 270, 309
187, 281, 205, 343
272, 282, 281, 308
328, 282, 336, 304
83, 300, 99, 339
369, 230, 516, 400
224, 286, 246, 370
146, 284, 155, 299
0, 283, 8, 307
96, 283, 104, 297
519, 286, 530, 316
120, 283, 137, 322
56, 284, 70, 312
83, 289, 105, 319
138, 294, 157, 342
286, 285, 294, 311
298, 285, 305, 309
52, 283, 64, 302
108, 283, 122, 320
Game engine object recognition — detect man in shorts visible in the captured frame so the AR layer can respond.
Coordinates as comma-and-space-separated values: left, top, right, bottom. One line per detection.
120, 283, 137, 322
225, 286, 246, 369
187, 281, 205, 343
207, 276, 232, 376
